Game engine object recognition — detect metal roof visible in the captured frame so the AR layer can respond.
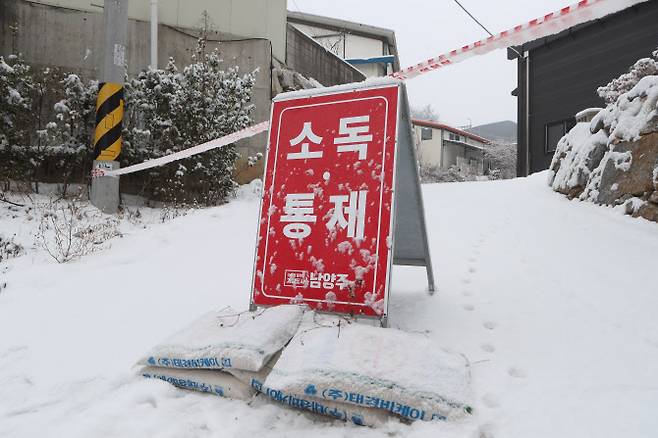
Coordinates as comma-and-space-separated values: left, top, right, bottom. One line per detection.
411, 119, 492, 145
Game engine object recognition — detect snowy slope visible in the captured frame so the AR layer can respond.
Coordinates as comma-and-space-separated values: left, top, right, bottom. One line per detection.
1, 173, 657, 438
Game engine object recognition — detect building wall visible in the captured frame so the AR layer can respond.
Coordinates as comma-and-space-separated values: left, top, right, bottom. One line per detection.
285, 24, 366, 86
290, 22, 389, 77
414, 126, 443, 168
22, 0, 288, 62
443, 143, 484, 174
413, 125, 486, 173
516, 0, 658, 175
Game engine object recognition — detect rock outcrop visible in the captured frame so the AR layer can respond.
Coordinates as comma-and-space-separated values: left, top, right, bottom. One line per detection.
548, 74, 658, 223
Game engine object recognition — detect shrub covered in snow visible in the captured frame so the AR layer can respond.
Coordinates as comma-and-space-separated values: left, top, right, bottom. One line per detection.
597, 49, 658, 104
0, 54, 34, 187
35, 197, 121, 263
0, 36, 256, 205
122, 37, 256, 205
420, 165, 472, 183
484, 142, 517, 180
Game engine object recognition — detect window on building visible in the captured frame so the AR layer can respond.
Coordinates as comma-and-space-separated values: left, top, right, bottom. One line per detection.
421, 127, 433, 140
545, 118, 576, 154
448, 132, 462, 142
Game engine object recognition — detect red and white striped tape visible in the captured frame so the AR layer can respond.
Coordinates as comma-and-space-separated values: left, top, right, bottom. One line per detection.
390, 0, 648, 80
93, 0, 646, 178
94, 121, 270, 178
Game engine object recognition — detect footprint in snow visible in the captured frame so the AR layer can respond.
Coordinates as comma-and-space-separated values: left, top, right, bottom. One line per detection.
462, 303, 475, 311
462, 290, 473, 297
483, 321, 497, 330
480, 343, 495, 353
481, 393, 499, 409
476, 422, 497, 438
507, 367, 527, 378
468, 266, 477, 274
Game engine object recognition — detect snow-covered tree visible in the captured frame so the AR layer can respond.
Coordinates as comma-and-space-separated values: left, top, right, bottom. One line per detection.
123, 37, 256, 205
0, 54, 34, 187
597, 48, 658, 104
0, 54, 33, 146
411, 104, 440, 122
484, 142, 517, 180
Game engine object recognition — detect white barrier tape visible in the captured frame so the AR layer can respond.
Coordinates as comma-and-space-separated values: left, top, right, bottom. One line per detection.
93, 121, 270, 177
93, 0, 647, 178
391, 0, 649, 81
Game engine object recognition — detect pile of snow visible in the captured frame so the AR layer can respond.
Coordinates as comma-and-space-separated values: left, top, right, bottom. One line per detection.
1, 175, 658, 437
593, 74, 658, 145
548, 123, 608, 196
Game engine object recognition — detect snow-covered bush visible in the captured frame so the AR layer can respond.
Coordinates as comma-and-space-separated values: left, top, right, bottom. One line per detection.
421, 164, 474, 183
597, 48, 658, 104
484, 142, 517, 180
1, 36, 255, 205
36, 197, 121, 263
0, 58, 96, 193
122, 37, 256, 205
0, 54, 34, 187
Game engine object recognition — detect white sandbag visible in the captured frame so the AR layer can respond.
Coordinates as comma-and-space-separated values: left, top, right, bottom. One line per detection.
138, 305, 305, 372
264, 312, 472, 422
140, 366, 254, 400
229, 361, 395, 427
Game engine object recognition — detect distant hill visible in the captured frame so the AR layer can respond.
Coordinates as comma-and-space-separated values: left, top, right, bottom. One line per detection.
467, 121, 517, 143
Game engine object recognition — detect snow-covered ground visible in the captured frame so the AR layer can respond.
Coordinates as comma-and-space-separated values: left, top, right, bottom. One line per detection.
1, 173, 657, 438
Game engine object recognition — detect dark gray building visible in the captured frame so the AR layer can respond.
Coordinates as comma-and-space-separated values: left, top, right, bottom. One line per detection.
509, 0, 658, 176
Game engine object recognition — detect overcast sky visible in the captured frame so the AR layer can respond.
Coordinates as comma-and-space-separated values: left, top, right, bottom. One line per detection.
287, 0, 571, 128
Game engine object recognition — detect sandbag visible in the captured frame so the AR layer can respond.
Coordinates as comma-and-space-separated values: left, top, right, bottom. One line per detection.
140, 366, 254, 400
138, 305, 305, 372
229, 355, 395, 427
264, 312, 472, 422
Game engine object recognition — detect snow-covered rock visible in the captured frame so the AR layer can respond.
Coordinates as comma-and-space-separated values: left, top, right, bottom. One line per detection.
549, 61, 658, 222
548, 122, 608, 197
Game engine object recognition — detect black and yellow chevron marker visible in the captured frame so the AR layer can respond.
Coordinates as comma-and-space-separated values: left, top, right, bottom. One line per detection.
94, 82, 124, 161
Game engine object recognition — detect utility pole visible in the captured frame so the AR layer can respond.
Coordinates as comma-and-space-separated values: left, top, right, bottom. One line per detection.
90, 0, 128, 214
150, 0, 158, 69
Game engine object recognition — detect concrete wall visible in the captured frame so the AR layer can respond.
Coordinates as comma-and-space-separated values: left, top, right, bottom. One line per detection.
23, 0, 287, 62
1, 0, 272, 164
443, 142, 484, 174
285, 24, 365, 86
414, 125, 443, 168
291, 22, 388, 77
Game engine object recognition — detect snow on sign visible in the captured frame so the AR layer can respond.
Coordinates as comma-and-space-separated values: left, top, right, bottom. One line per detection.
251, 80, 434, 322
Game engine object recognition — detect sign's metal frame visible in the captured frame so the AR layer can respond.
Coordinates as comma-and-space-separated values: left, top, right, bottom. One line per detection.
249, 81, 435, 327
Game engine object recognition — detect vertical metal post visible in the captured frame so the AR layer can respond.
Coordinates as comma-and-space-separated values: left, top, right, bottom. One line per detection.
150, 0, 158, 69
91, 0, 128, 214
